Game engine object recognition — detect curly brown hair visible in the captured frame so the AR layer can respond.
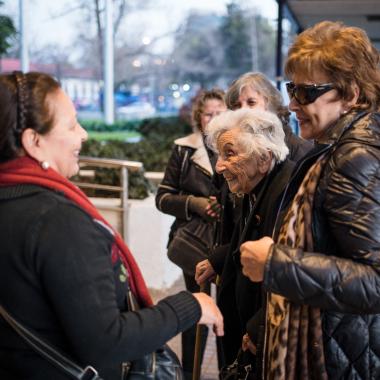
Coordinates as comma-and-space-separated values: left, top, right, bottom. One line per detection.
191, 88, 225, 131
285, 21, 380, 111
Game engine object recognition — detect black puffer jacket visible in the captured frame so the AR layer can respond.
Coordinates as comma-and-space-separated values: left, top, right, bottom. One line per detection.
264, 111, 380, 379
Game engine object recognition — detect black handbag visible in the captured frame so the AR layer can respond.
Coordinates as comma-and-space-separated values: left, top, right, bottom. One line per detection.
167, 216, 216, 276
121, 345, 184, 380
219, 350, 253, 380
122, 291, 185, 380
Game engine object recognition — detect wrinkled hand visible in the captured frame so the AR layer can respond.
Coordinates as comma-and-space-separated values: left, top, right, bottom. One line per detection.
192, 292, 224, 336
242, 333, 257, 355
240, 237, 274, 282
188, 196, 221, 222
195, 259, 216, 286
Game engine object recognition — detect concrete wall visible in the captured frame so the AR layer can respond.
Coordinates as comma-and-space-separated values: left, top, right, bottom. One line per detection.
91, 195, 182, 289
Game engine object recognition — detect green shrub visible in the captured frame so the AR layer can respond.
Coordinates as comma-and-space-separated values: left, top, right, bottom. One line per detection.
79, 116, 192, 199
80, 119, 141, 132
139, 116, 192, 141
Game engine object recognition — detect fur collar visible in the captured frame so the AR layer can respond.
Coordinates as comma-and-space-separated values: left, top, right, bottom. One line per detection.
175, 132, 214, 175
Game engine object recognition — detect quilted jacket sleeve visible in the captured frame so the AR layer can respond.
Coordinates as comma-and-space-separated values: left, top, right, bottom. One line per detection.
264, 140, 380, 314
155, 145, 191, 220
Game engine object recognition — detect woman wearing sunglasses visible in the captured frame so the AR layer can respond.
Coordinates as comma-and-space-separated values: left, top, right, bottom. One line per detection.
240, 21, 380, 379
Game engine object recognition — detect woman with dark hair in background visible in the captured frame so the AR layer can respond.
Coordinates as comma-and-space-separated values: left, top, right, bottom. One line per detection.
156, 88, 226, 379
0, 72, 223, 380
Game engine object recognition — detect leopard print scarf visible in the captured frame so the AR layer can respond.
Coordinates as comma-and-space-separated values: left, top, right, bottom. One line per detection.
265, 153, 329, 380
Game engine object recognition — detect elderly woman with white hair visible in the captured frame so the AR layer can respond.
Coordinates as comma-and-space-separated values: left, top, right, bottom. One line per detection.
195, 108, 294, 375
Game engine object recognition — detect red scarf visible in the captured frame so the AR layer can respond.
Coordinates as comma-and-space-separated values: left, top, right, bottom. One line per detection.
0, 156, 153, 307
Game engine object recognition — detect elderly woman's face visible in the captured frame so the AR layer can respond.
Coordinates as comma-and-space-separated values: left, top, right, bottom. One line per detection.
200, 99, 226, 133
215, 128, 267, 193
37, 89, 88, 178
288, 72, 348, 140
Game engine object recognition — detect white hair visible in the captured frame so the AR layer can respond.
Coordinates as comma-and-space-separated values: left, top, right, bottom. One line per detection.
205, 108, 289, 166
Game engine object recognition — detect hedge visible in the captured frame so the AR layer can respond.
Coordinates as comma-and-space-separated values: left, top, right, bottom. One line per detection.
78, 116, 192, 199
79, 119, 141, 132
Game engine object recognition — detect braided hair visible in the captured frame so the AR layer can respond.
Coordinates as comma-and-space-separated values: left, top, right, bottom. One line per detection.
13, 71, 29, 146
0, 71, 60, 162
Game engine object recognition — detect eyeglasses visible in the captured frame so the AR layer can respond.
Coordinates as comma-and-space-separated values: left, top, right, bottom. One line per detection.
286, 82, 335, 105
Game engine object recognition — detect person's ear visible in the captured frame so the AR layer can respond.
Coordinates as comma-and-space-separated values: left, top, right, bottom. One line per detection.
21, 128, 44, 162
345, 83, 360, 110
258, 151, 273, 174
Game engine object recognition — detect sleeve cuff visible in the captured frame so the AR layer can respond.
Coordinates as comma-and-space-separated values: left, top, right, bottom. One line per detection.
160, 290, 201, 333
263, 243, 275, 290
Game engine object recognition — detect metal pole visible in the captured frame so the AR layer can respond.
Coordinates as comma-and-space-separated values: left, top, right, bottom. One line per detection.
192, 283, 208, 380
19, 0, 29, 73
104, 0, 114, 124
121, 166, 129, 244
250, 8, 258, 72
276, 0, 284, 90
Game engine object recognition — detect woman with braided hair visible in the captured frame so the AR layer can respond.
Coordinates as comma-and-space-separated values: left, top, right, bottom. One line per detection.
0, 71, 223, 380
240, 21, 380, 379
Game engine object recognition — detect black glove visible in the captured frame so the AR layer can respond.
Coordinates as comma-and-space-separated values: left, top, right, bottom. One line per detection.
188, 196, 221, 222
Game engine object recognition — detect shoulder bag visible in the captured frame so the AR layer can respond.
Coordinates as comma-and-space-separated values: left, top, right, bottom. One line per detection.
167, 216, 216, 276
1, 294, 184, 380
121, 291, 185, 380
0, 304, 102, 380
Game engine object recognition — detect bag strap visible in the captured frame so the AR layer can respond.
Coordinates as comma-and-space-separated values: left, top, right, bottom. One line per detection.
0, 304, 102, 380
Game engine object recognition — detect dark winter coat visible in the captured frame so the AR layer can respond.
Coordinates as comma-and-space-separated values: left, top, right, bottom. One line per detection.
155, 132, 218, 242
265, 111, 380, 379
283, 123, 312, 162
0, 185, 201, 380
215, 159, 295, 365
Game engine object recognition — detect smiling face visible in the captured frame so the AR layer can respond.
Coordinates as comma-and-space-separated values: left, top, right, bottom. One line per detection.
288, 72, 348, 140
215, 128, 267, 194
37, 89, 88, 178
199, 98, 226, 133
233, 86, 267, 111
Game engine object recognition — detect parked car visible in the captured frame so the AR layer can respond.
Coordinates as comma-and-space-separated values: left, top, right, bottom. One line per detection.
117, 101, 156, 120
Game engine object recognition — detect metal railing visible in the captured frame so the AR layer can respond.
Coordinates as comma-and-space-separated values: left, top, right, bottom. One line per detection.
74, 156, 143, 243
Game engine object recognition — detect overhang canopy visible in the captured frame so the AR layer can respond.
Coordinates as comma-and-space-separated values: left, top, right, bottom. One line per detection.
284, 0, 380, 50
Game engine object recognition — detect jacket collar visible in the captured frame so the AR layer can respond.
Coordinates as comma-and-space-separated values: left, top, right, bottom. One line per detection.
315, 111, 368, 145
175, 132, 214, 175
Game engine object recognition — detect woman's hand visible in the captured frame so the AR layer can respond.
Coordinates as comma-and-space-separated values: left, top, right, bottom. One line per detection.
240, 236, 274, 282
192, 292, 224, 336
242, 333, 257, 355
195, 259, 216, 285
206, 196, 221, 221
188, 196, 221, 222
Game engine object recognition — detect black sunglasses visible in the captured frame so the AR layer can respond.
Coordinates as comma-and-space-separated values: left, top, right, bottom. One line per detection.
286, 82, 335, 105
